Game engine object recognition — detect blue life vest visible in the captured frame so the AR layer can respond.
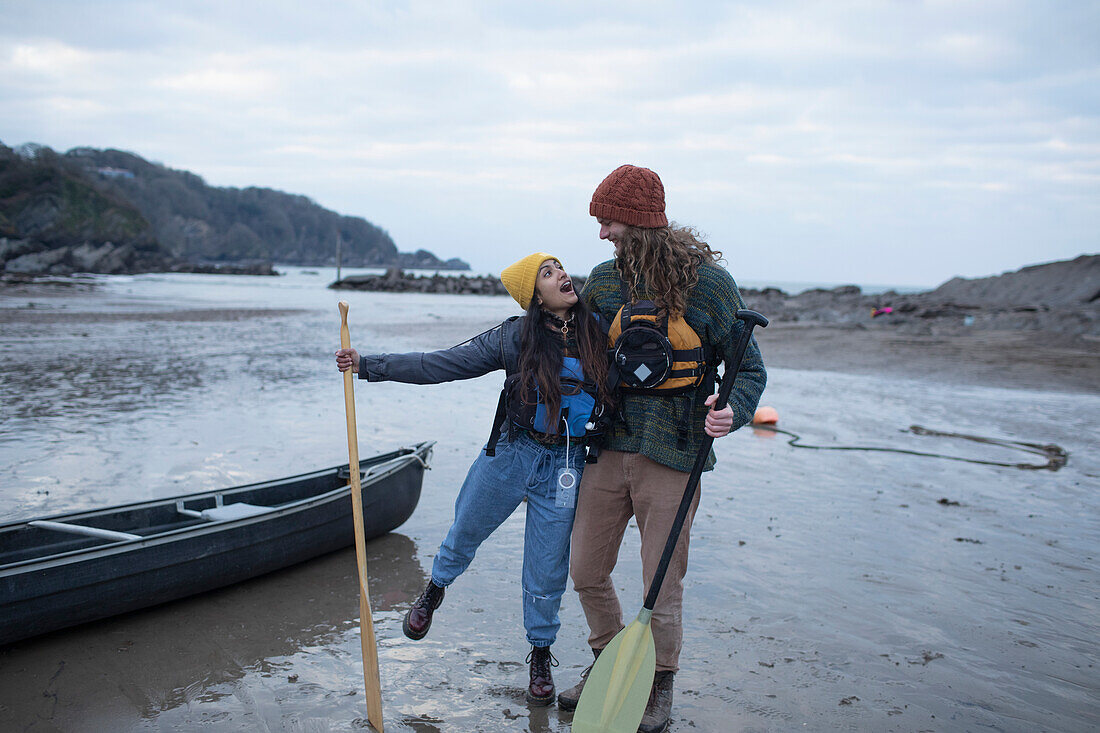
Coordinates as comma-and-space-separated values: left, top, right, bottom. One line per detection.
532, 356, 597, 437
485, 356, 606, 456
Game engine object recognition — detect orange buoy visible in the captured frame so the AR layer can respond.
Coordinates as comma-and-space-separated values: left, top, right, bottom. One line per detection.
752, 406, 779, 425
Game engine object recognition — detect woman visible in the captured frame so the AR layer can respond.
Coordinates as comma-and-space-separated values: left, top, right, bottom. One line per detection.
334, 252, 612, 705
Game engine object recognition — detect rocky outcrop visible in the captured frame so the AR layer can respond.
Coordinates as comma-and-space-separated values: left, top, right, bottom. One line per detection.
397, 250, 470, 271
0, 237, 173, 276
926, 254, 1099, 307
167, 261, 278, 276
741, 255, 1100, 337
330, 268, 513, 295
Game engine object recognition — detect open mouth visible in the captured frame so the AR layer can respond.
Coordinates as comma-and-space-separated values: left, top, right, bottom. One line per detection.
560, 280, 573, 294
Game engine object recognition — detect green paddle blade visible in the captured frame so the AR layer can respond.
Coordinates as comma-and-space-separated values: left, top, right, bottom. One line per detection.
571, 609, 656, 733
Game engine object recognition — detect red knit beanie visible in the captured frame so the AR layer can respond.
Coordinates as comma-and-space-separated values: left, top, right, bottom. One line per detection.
589, 164, 668, 228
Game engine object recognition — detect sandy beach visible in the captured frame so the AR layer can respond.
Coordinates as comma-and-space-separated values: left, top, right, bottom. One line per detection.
757, 323, 1099, 395
1, 271, 1097, 732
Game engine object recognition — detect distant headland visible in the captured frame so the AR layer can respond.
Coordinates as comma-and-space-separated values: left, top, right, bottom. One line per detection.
0, 141, 468, 276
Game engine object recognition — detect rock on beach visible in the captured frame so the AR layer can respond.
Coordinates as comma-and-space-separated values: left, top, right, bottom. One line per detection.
741, 254, 1100, 338
330, 267, 517, 296
0, 237, 169, 276
0, 237, 277, 277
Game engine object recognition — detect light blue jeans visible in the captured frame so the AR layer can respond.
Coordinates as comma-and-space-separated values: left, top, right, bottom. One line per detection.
431, 430, 584, 647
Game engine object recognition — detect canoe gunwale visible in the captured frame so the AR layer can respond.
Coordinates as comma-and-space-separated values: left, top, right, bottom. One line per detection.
0, 442, 432, 533
0, 442, 434, 576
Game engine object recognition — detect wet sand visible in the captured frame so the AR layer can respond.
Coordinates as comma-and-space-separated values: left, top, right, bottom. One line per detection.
756, 322, 1100, 395
1, 276, 1098, 732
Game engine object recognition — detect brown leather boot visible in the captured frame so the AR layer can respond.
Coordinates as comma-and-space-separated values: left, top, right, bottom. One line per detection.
556, 647, 601, 711
526, 645, 558, 705
637, 670, 674, 733
402, 580, 444, 640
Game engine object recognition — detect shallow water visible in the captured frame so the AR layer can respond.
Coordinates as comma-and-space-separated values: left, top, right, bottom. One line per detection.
1, 270, 1097, 732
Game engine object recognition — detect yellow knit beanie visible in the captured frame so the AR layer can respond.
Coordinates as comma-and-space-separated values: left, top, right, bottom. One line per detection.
500, 252, 561, 310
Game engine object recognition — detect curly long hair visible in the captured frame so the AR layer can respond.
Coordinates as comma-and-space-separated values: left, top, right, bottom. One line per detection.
615, 224, 724, 317
518, 296, 612, 434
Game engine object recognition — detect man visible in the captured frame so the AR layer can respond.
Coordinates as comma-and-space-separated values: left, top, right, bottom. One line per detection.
559, 164, 767, 732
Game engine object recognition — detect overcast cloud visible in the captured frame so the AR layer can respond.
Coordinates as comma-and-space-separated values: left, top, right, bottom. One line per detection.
2, 0, 1097, 286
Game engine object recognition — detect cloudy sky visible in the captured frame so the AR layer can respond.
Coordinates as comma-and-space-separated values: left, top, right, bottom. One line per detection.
2, 1, 1097, 287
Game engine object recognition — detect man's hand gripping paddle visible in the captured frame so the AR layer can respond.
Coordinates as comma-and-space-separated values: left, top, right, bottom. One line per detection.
339, 301, 385, 732
571, 309, 768, 733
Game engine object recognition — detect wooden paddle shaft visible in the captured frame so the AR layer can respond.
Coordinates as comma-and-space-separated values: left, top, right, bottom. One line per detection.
643, 309, 767, 611
339, 301, 385, 733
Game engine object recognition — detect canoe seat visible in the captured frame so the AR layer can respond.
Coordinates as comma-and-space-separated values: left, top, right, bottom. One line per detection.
176, 498, 273, 522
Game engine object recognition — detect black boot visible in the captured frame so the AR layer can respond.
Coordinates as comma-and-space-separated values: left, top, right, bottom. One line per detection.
402, 580, 445, 640
526, 645, 559, 705
556, 647, 601, 711
637, 670, 674, 733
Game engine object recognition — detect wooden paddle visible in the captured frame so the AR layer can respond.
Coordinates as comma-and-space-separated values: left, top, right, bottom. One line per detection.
339, 301, 385, 733
572, 309, 768, 733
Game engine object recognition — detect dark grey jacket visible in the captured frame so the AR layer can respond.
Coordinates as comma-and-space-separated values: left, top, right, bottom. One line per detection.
358, 316, 524, 384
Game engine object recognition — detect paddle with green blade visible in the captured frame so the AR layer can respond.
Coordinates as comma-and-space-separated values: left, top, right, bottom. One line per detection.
571, 309, 768, 733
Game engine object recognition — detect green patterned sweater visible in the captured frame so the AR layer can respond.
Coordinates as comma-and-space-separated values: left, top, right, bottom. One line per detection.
582, 259, 767, 473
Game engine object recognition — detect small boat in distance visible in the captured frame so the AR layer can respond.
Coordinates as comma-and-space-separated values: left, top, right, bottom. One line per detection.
0, 442, 434, 646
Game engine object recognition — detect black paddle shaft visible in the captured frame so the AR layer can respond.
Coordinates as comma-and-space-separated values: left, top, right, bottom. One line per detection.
643, 309, 768, 611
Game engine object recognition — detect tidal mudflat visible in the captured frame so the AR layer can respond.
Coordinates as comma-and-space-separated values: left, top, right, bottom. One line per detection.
1, 270, 1096, 732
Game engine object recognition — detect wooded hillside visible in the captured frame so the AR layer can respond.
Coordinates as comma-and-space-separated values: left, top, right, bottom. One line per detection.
0, 142, 467, 274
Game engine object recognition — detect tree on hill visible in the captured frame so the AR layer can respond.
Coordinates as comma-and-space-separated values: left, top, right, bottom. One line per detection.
0, 142, 158, 250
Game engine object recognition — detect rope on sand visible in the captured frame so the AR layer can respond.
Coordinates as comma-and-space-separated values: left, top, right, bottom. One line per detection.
752, 424, 1068, 471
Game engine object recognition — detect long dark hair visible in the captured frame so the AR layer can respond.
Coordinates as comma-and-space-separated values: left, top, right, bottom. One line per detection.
517, 296, 612, 433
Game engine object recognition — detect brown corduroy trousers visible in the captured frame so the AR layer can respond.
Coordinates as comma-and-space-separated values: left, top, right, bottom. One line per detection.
569, 449, 701, 672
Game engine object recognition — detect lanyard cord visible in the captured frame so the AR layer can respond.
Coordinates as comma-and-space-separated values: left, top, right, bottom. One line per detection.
563, 414, 570, 467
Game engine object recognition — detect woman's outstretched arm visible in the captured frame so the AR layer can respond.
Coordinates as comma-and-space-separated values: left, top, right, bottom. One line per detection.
334, 321, 513, 385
